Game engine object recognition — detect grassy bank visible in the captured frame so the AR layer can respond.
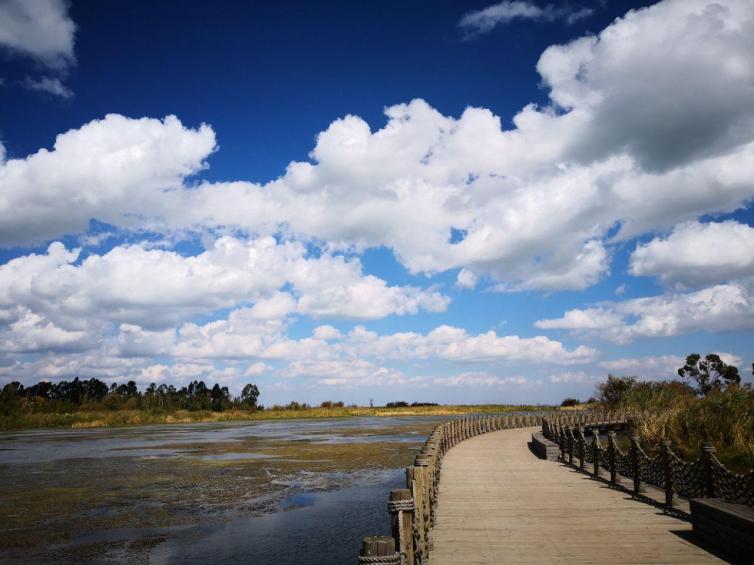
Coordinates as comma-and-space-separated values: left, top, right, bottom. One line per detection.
581, 377, 754, 472
0, 403, 553, 431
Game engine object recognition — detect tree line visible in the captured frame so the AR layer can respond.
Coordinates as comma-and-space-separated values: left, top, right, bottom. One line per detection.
1, 377, 260, 415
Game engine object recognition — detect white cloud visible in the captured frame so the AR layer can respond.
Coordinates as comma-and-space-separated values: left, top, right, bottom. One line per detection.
342, 324, 596, 365
3, 1, 754, 295
536, 280, 754, 343
0, 237, 448, 339
630, 221, 754, 289
0, 0, 75, 70
22, 75, 73, 99
0, 114, 217, 246
600, 352, 743, 378
459, 1, 593, 36
432, 372, 529, 387
548, 371, 599, 384
599, 355, 684, 378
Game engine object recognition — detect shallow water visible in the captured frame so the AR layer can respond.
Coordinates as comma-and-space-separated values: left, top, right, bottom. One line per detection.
0, 416, 444, 563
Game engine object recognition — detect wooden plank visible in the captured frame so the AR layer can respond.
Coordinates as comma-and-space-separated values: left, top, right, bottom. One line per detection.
429, 427, 723, 564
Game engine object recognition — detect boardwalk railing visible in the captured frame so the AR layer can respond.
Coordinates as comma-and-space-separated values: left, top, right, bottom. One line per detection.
542, 413, 754, 509
357, 413, 546, 564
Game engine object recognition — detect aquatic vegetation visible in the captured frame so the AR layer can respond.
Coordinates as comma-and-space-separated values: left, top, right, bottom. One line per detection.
0, 417, 439, 562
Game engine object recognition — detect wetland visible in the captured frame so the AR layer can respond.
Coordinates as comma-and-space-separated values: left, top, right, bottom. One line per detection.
0, 416, 445, 564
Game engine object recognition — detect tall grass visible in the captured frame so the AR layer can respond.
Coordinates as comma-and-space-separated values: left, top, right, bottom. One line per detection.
0, 403, 554, 431
618, 382, 754, 472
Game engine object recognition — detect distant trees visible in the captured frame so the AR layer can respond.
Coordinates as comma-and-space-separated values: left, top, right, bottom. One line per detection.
678, 353, 741, 396
560, 398, 579, 407
319, 400, 344, 408
385, 401, 439, 408
0, 378, 260, 414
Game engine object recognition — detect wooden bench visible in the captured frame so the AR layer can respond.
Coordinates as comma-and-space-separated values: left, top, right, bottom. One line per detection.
690, 498, 754, 562
531, 431, 559, 460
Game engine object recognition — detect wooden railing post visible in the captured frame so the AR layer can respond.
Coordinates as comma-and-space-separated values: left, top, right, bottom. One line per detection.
359, 536, 401, 564
389, 488, 414, 565
661, 439, 673, 507
407, 465, 425, 562
630, 435, 641, 496
592, 429, 600, 478
578, 427, 586, 471
567, 427, 574, 465
701, 443, 716, 498
607, 431, 617, 485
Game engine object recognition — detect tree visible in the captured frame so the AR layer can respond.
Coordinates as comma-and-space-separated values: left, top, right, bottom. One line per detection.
560, 398, 579, 407
210, 384, 226, 412
240, 384, 260, 408
678, 353, 740, 396
596, 375, 637, 407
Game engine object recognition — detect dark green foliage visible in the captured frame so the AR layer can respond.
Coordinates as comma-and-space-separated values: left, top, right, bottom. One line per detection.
0, 377, 260, 416
678, 353, 741, 396
319, 400, 344, 408
560, 398, 579, 407
596, 375, 637, 407
241, 384, 260, 408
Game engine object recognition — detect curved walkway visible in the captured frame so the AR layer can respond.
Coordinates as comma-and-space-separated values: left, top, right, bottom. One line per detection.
429, 427, 722, 564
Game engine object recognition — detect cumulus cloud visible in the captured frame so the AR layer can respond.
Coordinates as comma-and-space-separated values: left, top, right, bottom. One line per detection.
0, 114, 216, 246
341, 324, 596, 364
630, 221, 754, 289
0, 0, 75, 70
459, 1, 593, 36
0, 236, 449, 337
2, 1, 754, 295
536, 280, 754, 343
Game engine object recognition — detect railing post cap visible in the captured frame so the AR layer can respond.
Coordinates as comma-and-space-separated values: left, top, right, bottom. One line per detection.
702, 443, 716, 453
389, 488, 412, 501
360, 535, 396, 556
414, 455, 430, 466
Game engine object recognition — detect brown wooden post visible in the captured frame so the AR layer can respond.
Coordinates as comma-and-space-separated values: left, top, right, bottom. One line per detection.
567, 427, 574, 465
389, 488, 414, 564
607, 431, 617, 485
578, 427, 586, 471
407, 465, 425, 562
702, 443, 716, 498
661, 439, 673, 507
592, 429, 600, 478
359, 536, 401, 564
630, 435, 641, 496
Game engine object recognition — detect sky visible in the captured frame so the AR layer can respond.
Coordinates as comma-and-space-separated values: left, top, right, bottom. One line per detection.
0, 0, 753, 406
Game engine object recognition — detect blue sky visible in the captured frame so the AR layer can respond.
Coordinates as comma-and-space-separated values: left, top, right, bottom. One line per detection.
0, 0, 752, 405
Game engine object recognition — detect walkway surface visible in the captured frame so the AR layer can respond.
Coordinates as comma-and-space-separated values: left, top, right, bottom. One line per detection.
429, 427, 723, 564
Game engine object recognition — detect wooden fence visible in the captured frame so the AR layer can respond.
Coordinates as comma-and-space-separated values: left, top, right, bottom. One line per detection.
542, 413, 754, 509
357, 413, 545, 564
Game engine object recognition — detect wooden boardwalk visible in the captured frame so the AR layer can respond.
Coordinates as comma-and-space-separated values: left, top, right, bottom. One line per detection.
429, 427, 723, 564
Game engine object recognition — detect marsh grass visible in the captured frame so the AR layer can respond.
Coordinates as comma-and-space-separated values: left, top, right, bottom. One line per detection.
618, 382, 754, 472
0, 403, 551, 431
